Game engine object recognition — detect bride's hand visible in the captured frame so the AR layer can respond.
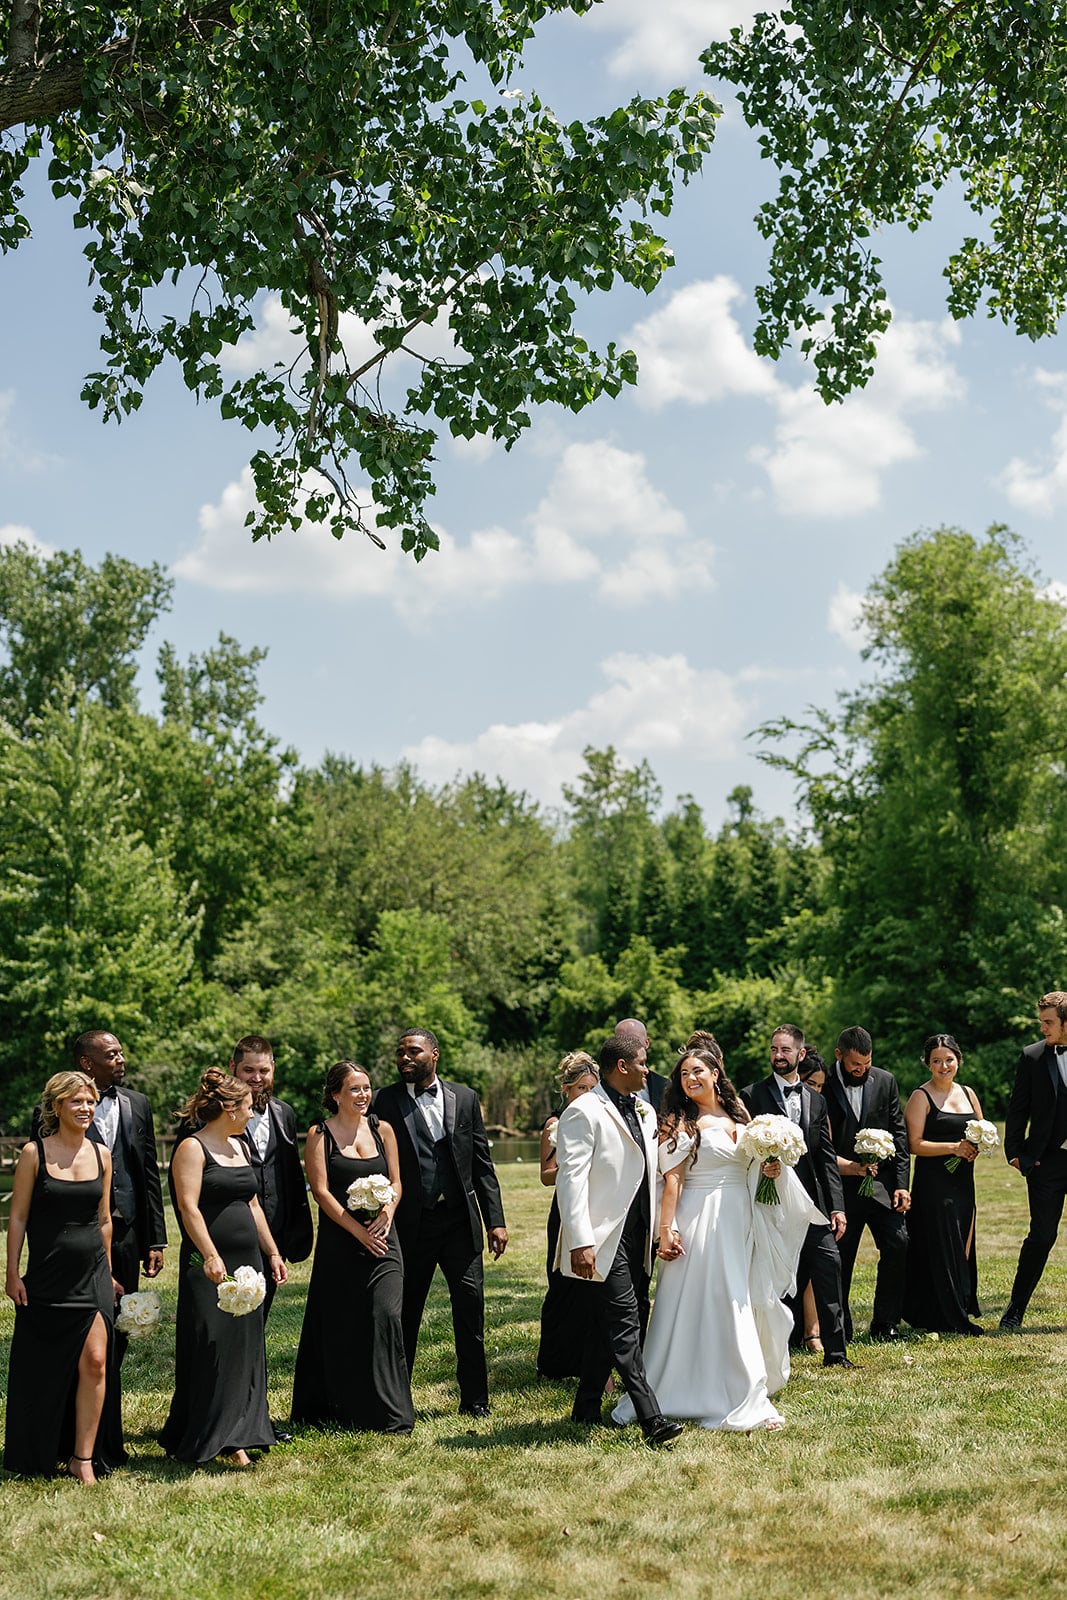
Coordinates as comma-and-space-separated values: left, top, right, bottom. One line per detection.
659, 1227, 684, 1260
761, 1159, 782, 1179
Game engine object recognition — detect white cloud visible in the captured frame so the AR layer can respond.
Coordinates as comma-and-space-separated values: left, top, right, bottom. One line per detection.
402, 651, 753, 804
998, 371, 1067, 515
625, 278, 776, 410
0, 524, 55, 558
751, 315, 965, 516
177, 439, 715, 611
623, 284, 964, 516
584, 0, 757, 80
827, 582, 870, 651
1038, 579, 1067, 608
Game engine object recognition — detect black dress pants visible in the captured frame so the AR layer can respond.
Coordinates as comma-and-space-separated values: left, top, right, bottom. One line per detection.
399, 1203, 488, 1409
789, 1221, 848, 1359
1010, 1148, 1067, 1312
572, 1202, 658, 1425
837, 1184, 908, 1337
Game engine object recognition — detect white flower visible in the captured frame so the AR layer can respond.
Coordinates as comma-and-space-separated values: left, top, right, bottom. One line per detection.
635, 1099, 651, 1119
346, 1175, 397, 1215
217, 1268, 267, 1317
115, 1289, 162, 1339
547, 1123, 558, 1149
854, 1127, 897, 1163
964, 1119, 999, 1155
739, 1113, 806, 1168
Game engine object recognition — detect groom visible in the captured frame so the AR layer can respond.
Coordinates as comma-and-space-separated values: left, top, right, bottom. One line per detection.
555, 1034, 682, 1445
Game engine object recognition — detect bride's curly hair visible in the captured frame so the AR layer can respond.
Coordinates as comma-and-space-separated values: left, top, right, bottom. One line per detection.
659, 1046, 750, 1162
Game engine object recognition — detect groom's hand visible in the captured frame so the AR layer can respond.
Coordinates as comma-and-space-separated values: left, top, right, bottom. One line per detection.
488, 1226, 508, 1259
830, 1212, 846, 1241
571, 1246, 596, 1279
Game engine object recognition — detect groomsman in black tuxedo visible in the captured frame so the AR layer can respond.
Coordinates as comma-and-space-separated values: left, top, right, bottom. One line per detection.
373, 1028, 507, 1418
822, 1024, 910, 1341
742, 1024, 855, 1368
1002, 991, 1067, 1329
228, 1035, 313, 1318
71, 1031, 167, 1358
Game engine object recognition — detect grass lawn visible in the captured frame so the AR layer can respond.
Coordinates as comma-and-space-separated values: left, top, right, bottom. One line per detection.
2, 1147, 1067, 1600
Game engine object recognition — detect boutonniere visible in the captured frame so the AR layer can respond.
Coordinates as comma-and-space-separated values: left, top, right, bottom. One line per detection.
635, 1099, 651, 1119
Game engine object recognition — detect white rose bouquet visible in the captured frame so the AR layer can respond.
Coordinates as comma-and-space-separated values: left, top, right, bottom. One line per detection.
739, 1114, 806, 1205
217, 1264, 267, 1317
945, 1118, 1000, 1172
115, 1288, 162, 1340
854, 1127, 897, 1196
346, 1174, 396, 1216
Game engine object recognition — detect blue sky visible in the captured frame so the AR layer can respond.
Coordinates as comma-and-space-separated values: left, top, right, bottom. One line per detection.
3, 0, 1066, 828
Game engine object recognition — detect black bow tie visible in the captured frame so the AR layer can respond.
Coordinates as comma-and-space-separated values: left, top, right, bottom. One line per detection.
1055, 1047, 1067, 1056
782, 1083, 801, 1097
100, 1086, 118, 1099
415, 1082, 439, 1097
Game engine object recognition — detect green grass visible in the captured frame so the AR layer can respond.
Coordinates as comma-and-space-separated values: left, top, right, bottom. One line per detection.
2, 1151, 1066, 1600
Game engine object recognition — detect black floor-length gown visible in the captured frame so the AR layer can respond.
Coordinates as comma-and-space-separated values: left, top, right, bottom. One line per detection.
903, 1089, 981, 1332
291, 1120, 413, 1433
159, 1146, 276, 1462
536, 1118, 601, 1379
3, 1140, 126, 1477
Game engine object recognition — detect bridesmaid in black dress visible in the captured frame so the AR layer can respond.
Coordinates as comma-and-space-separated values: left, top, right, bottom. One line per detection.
4, 1070, 126, 1483
903, 1033, 985, 1336
536, 1052, 600, 1379
292, 1061, 413, 1433
160, 1070, 288, 1466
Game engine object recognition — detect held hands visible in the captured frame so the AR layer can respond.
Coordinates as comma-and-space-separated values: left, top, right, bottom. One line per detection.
659, 1227, 685, 1261
892, 1189, 911, 1213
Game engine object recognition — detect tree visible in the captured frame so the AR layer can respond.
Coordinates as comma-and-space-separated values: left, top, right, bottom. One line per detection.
0, 542, 171, 728
704, 3, 1067, 399
2, 1, 717, 554
0, 692, 199, 1126
761, 525, 1067, 1103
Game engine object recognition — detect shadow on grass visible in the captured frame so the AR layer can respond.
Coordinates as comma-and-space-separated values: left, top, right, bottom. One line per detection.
437, 1418, 643, 1452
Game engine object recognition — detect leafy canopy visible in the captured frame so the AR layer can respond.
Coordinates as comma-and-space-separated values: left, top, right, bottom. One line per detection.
703, 2, 1067, 398
1, 0, 717, 555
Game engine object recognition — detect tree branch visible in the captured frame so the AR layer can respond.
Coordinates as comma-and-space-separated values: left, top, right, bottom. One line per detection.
0, 1, 233, 133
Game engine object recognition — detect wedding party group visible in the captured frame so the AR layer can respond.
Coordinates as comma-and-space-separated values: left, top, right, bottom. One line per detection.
5, 990, 1067, 1478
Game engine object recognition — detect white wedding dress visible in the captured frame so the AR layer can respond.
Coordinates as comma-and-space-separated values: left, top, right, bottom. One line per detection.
613, 1122, 823, 1431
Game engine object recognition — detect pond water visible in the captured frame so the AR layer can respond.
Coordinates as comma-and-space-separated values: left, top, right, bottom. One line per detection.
487, 1138, 541, 1164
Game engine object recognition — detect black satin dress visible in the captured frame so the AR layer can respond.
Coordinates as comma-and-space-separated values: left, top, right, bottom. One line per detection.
159, 1144, 276, 1462
903, 1088, 981, 1332
3, 1140, 126, 1477
291, 1119, 413, 1433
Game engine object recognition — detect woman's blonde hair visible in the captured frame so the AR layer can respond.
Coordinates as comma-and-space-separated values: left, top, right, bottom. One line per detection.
38, 1071, 98, 1135
557, 1051, 598, 1091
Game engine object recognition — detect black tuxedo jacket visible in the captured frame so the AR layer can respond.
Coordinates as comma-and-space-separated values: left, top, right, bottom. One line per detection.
1005, 1039, 1066, 1173
373, 1078, 506, 1256
35, 1086, 168, 1257
741, 1076, 844, 1218
644, 1071, 669, 1114
172, 1096, 313, 1262
822, 1065, 910, 1199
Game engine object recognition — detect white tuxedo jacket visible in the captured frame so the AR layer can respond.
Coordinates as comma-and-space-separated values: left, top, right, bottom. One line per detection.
554, 1083, 659, 1282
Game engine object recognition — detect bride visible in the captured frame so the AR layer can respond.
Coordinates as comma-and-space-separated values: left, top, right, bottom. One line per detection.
613, 1045, 821, 1432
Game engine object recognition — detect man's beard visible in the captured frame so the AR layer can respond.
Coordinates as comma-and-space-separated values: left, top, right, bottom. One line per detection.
250, 1087, 271, 1113
771, 1062, 796, 1077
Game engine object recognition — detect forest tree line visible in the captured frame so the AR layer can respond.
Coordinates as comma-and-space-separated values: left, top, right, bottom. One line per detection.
1, 523, 1064, 1134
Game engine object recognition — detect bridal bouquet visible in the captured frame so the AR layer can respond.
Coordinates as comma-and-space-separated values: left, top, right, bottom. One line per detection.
946, 1118, 1000, 1172
346, 1174, 396, 1216
217, 1264, 267, 1317
854, 1128, 896, 1196
115, 1289, 162, 1340
740, 1114, 806, 1205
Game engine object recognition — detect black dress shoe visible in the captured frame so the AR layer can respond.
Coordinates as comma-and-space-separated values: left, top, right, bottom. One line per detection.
999, 1304, 1024, 1330
823, 1355, 863, 1370
459, 1403, 491, 1419
271, 1421, 294, 1442
869, 1324, 903, 1342
640, 1415, 684, 1446
962, 1321, 985, 1337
